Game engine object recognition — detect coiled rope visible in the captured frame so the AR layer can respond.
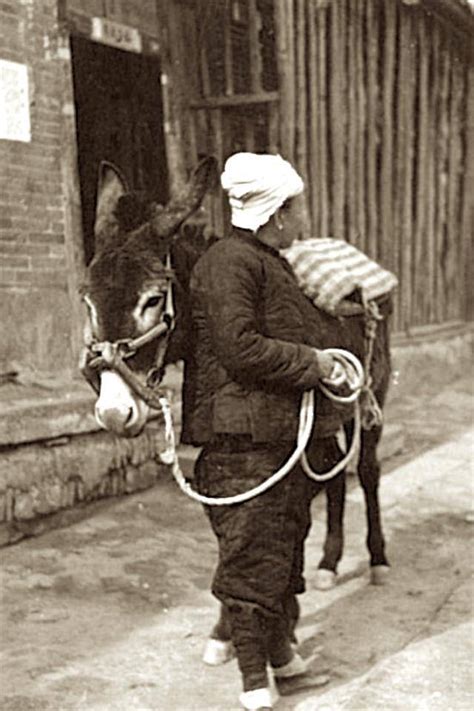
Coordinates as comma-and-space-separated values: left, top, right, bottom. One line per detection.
159, 348, 367, 506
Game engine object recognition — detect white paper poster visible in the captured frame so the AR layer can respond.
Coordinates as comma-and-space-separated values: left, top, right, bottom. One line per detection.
0, 59, 31, 143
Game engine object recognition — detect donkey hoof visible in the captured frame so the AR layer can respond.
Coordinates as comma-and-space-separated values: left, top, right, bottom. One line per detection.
314, 569, 337, 590
202, 638, 235, 666
370, 565, 390, 585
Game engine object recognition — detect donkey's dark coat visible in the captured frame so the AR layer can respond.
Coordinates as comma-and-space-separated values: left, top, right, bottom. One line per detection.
82, 158, 392, 584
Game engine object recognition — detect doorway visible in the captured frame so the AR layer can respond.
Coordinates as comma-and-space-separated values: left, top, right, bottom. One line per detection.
70, 36, 168, 264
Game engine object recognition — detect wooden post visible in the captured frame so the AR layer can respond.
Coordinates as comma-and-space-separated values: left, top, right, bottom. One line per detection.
295, 0, 307, 177
426, 24, 442, 325
156, 0, 188, 195
224, 0, 234, 97
210, 108, 225, 235
355, 0, 367, 255
295, 0, 310, 237
414, 14, 430, 327
329, 0, 345, 240
274, 0, 295, 161
366, 0, 379, 260
317, 2, 329, 237
339, 0, 348, 243
199, 13, 211, 99
398, 10, 416, 333
268, 102, 279, 154
57, 30, 87, 371
307, 0, 320, 235
249, 0, 262, 93
346, 0, 358, 245
460, 64, 474, 322
380, 0, 396, 269
393, 1, 406, 333
446, 50, 464, 321
436, 39, 451, 323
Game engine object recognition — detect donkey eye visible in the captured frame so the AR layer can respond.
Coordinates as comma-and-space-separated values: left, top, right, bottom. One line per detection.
143, 295, 162, 311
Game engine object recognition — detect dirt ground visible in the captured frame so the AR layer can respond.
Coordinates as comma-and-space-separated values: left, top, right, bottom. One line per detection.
0, 375, 472, 710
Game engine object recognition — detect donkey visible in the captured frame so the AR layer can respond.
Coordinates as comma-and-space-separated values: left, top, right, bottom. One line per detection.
80, 158, 392, 600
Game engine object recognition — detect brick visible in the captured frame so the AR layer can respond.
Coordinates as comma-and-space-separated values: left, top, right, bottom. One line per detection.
0, 50, 21, 63
0, 268, 18, 283
1, 192, 63, 210
34, 106, 61, 121
0, 256, 30, 269
49, 221, 65, 232
48, 244, 68, 257
18, 154, 58, 170
0, 242, 49, 256
0, 14, 20, 30
0, 3, 19, 14
30, 256, 66, 270
0, 243, 21, 254
28, 271, 68, 288
35, 134, 62, 149
28, 233, 65, 244
12, 218, 49, 232
6, 165, 60, 183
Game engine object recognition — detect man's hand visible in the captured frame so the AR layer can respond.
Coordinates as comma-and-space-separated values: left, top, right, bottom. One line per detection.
313, 349, 336, 379
313, 349, 346, 385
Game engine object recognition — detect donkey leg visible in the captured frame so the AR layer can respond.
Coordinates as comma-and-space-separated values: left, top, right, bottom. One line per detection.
203, 603, 235, 665
357, 425, 390, 584
308, 436, 347, 590
315, 472, 346, 589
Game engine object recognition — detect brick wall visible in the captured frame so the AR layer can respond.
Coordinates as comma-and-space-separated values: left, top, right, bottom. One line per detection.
0, 0, 78, 375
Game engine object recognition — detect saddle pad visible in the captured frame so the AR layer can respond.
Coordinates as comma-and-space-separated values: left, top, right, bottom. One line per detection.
281, 238, 398, 315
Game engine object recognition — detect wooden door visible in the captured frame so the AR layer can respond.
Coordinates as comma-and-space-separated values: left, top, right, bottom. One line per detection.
70, 35, 168, 263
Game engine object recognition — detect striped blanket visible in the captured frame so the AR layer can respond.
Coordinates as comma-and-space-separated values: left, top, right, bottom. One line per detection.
281, 238, 398, 315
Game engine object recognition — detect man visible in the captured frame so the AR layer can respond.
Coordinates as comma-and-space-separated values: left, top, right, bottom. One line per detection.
188, 153, 344, 710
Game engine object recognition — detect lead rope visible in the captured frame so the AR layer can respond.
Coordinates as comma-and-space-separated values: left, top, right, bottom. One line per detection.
158, 348, 365, 506
300, 348, 363, 482
359, 300, 384, 430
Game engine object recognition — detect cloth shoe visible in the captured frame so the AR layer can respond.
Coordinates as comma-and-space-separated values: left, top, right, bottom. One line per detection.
272, 651, 308, 678
202, 638, 235, 666
272, 652, 330, 695
239, 685, 279, 710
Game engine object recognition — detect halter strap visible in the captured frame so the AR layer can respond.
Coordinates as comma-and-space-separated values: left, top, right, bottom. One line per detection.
81, 269, 175, 399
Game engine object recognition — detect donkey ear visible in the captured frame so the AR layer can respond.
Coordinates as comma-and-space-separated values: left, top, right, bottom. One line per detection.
94, 161, 129, 244
151, 156, 219, 239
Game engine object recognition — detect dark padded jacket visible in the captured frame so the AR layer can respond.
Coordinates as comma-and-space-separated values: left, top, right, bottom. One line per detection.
184, 229, 390, 446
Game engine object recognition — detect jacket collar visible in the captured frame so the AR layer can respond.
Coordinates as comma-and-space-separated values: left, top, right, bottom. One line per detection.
232, 227, 296, 277
232, 227, 280, 257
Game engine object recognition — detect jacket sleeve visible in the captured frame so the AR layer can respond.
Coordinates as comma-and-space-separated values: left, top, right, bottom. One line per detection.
191, 241, 325, 390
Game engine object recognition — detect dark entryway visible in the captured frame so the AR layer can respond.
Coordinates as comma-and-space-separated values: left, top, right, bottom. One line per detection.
70, 36, 168, 264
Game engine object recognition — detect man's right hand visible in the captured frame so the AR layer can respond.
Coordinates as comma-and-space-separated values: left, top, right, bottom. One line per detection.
313, 349, 337, 380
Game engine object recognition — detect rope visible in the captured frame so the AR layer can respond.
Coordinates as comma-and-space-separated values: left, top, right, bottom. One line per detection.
160, 391, 316, 506
300, 404, 361, 482
159, 348, 365, 506
359, 300, 384, 430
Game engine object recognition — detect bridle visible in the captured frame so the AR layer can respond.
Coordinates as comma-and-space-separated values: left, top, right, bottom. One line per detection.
80, 267, 175, 409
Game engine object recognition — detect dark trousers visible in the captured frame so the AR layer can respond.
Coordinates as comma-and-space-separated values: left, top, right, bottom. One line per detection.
195, 442, 320, 691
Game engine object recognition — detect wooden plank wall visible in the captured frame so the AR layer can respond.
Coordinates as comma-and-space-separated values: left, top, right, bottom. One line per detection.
180, 0, 280, 236
278, 0, 473, 334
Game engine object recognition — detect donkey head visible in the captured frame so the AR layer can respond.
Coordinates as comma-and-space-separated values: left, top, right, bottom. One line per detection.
81, 157, 217, 437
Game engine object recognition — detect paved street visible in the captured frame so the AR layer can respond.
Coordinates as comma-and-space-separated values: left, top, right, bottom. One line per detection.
0, 377, 473, 710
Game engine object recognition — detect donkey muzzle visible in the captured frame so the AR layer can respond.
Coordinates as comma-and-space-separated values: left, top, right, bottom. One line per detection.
94, 370, 147, 436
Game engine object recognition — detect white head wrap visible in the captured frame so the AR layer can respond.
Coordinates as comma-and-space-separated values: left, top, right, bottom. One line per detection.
220, 153, 304, 232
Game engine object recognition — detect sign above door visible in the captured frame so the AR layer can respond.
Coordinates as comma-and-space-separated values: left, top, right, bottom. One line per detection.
59, 0, 160, 56
91, 16, 142, 53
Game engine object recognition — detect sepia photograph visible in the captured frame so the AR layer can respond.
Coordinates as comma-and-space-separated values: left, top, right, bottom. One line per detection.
0, 1, 473, 709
